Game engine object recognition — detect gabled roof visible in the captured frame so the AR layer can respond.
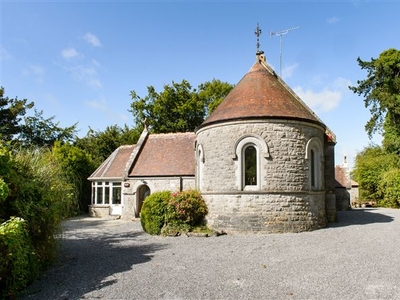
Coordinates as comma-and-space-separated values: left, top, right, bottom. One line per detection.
128, 132, 196, 177
198, 54, 324, 129
88, 145, 136, 180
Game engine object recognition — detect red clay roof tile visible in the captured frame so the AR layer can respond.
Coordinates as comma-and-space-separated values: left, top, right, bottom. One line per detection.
129, 132, 196, 177
89, 145, 136, 180
199, 59, 323, 129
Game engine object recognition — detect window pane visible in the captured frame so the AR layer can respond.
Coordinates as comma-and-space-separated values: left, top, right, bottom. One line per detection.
92, 186, 95, 204
112, 187, 121, 204
105, 186, 110, 204
96, 187, 103, 204
245, 146, 257, 186
311, 150, 315, 187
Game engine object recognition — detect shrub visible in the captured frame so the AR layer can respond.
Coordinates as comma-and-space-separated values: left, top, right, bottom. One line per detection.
378, 168, 400, 208
0, 217, 35, 299
141, 189, 209, 236
140, 191, 171, 235
166, 189, 208, 227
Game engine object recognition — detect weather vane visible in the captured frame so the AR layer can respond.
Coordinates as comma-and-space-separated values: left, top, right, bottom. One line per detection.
255, 23, 263, 54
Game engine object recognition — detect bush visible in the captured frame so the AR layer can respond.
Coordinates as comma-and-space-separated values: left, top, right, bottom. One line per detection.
166, 189, 208, 227
141, 189, 208, 236
0, 217, 35, 299
378, 168, 400, 208
140, 191, 171, 235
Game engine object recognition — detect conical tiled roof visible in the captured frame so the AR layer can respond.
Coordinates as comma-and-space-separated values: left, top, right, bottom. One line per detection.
198, 54, 324, 129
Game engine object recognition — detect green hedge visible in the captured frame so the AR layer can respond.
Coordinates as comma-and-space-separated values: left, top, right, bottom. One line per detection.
0, 217, 36, 299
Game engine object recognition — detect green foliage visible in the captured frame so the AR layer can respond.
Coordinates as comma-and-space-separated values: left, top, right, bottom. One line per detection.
18, 109, 77, 148
378, 169, 400, 208
140, 191, 171, 235
0, 87, 34, 142
352, 144, 400, 206
52, 141, 96, 213
0, 217, 34, 299
130, 79, 233, 133
166, 190, 208, 227
0, 178, 9, 203
0, 145, 78, 296
140, 190, 208, 236
198, 79, 234, 116
75, 124, 141, 166
349, 48, 400, 154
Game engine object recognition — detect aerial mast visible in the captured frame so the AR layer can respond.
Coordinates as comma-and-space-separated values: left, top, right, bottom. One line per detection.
270, 26, 300, 77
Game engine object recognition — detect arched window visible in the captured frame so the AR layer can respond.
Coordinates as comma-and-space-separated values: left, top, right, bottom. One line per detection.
234, 135, 268, 191
305, 137, 323, 190
244, 145, 257, 186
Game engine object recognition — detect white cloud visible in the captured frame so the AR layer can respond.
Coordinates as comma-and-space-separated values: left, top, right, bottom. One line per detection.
86, 98, 107, 111
67, 65, 102, 89
1, 45, 12, 60
23, 64, 45, 83
61, 47, 83, 59
282, 63, 299, 79
85, 97, 128, 122
82, 32, 102, 47
293, 77, 351, 113
327, 16, 340, 24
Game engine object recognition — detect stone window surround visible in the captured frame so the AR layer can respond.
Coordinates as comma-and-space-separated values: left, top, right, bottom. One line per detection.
234, 134, 270, 191
305, 137, 323, 190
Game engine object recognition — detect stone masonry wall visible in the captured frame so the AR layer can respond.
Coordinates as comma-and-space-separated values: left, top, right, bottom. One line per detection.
203, 192, 326, 233
196, 120, 325, 193
122, 177, 196, 219
196, 120, 327, 232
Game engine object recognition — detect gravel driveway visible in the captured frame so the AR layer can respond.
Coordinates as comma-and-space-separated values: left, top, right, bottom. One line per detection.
21, 208, 400, 300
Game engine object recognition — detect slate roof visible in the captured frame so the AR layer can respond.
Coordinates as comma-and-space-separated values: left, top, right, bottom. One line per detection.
89, 145, 136, 180
199, 55, 324, 129
129, 132, 196, 177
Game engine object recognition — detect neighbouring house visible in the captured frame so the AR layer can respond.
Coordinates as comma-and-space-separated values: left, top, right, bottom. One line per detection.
335, 156, 358, 209
88, 50, 339, 233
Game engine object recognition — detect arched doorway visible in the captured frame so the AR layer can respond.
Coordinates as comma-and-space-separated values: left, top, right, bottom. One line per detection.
136, 185, 150, 218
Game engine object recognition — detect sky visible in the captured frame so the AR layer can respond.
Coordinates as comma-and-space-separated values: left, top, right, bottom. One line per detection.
1, 0, 400, 169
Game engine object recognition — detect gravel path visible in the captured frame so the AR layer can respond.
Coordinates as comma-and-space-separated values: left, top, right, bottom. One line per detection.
21, 208, 400, 300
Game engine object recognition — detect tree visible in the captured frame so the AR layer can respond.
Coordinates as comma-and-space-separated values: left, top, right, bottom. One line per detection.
198, 79, 234, 115
75, 125, 141, 165
0, 87, 34, 141
130, 79, 233, 133
349, 48, 400, 154
19, 109, 78, 148
352, 145, 399, 206
52, 141, 96, 212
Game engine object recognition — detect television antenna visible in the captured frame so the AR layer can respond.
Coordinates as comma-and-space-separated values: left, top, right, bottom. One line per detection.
270, 26, 300, 77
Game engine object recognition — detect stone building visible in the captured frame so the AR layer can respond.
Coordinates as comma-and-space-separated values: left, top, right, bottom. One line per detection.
335, 156, 358, 209
88, 51, 338, 233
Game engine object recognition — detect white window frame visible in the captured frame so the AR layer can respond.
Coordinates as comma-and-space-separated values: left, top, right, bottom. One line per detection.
91, 181, 123, 205
234, 135, 269, 191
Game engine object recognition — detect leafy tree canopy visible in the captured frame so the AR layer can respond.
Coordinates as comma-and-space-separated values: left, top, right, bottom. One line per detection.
0, 87, 34, 141
130, 79, 233, 133
75, 124, 141, 165
349, 48, 400, 153
19, 109, 78, 148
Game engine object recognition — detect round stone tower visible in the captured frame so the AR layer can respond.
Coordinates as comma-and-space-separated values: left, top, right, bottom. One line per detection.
195, 52, 336, 233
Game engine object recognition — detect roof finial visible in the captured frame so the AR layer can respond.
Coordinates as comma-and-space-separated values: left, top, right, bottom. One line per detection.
255, 23, 264, 55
